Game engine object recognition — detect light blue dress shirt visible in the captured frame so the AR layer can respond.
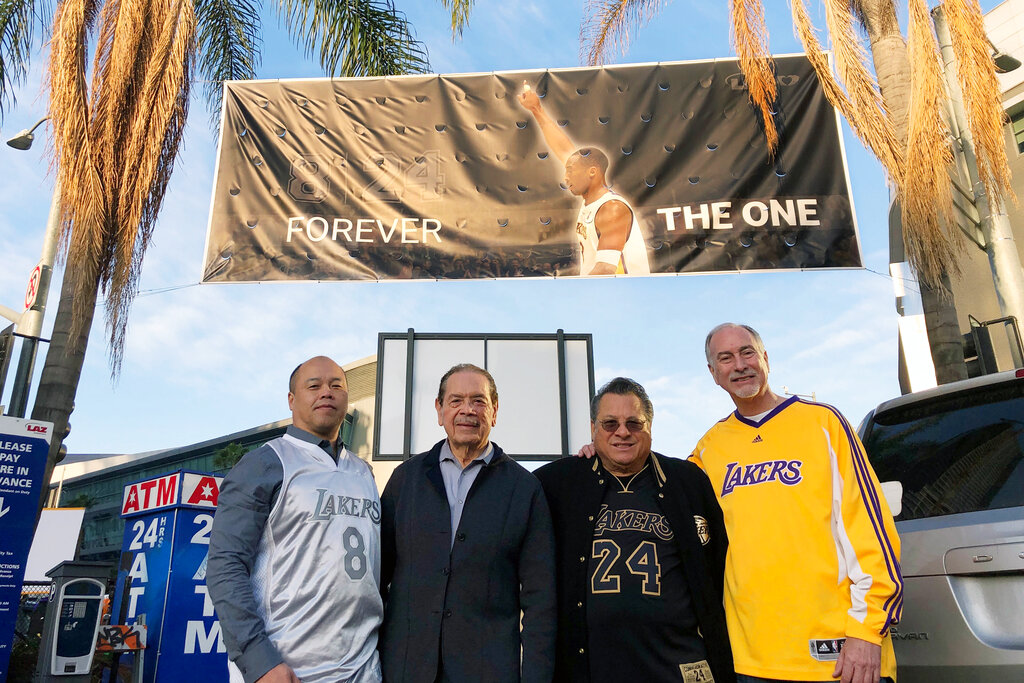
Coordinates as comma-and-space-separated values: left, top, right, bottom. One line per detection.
438, 440, 495, 549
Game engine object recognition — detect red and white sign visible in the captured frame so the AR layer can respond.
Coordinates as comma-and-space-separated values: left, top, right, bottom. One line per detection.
4, 416, 54, 439
122, 473, 180, 516
182, 473, 223, 508
25, 264, 41, 310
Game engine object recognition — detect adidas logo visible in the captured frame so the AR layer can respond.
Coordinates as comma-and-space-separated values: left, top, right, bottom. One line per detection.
818, 643, 830, 652
752, 435, 763, 443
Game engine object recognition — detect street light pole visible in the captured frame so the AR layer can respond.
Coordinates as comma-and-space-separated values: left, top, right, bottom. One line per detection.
5, 117, 59, 417
8, 183, 60, 416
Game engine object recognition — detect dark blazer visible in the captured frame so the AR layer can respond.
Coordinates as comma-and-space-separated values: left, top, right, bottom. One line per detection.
534, 452, 735, 683
380, 440, 556, 683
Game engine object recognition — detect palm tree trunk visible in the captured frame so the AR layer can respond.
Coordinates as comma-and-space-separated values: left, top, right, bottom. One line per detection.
30, 267, 98, 521
921, 274, 968, 383
858, 0, 968, 385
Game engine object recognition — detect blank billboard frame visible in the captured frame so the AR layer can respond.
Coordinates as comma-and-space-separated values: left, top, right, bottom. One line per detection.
372, 329, 595, 461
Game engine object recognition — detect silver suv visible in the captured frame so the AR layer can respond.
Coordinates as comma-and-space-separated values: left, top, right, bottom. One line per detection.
857, 368, 1024, 682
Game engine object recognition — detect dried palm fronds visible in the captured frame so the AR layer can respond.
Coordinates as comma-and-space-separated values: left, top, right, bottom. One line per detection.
44, 0, 436, 381
581, 0, 662, 65
48, 0, 107, 345
904, 0, 960, 286
790, 0, 905, 186
575, 0, 1016, 292
729, 0, 778, 152
943, 0, 1015, 207
48, 0, 195, 375
106, 0, 194, 372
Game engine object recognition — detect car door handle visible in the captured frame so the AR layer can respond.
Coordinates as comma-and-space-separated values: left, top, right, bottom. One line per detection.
945, 542, 1024, 574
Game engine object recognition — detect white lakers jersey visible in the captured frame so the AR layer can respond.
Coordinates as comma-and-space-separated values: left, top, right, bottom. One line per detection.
575, 191, 651, 275
228, 434, 383, 683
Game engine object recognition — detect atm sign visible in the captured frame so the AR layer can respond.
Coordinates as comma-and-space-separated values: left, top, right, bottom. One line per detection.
182, 473, 223, 509
122, 474, 180, 516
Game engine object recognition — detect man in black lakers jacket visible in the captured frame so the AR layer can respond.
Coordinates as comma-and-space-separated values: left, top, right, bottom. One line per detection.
535, 377, 735, 683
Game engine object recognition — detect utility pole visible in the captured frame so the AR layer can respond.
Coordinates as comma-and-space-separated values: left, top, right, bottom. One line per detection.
934, 7, 1024, 343
2, 118, 58, 417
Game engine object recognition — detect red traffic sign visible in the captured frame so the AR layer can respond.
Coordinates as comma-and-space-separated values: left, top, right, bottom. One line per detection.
25, 264, 41, 310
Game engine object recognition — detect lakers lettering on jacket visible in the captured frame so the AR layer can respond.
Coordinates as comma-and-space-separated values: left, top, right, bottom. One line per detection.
309, 489, 381, 522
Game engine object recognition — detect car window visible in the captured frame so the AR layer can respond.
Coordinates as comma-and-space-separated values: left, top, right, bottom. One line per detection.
861, 380, 1024, 520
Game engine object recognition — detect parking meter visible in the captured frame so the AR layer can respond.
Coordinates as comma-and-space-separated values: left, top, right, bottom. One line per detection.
35, 561, 112, 682
51, 578, 105, 675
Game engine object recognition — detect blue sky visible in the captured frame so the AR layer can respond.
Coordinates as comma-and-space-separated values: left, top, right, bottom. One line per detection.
0, 1, 996, 456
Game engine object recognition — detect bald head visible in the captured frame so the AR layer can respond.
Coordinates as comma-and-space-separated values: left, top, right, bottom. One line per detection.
705, 323, 765, 365
289, 356, 335, 392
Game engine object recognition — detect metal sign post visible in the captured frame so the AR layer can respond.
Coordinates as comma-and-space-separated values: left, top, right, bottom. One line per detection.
0, 324, 14, 405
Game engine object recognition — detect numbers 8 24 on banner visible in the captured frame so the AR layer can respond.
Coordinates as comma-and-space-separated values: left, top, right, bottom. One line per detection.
287, 152, 445, 205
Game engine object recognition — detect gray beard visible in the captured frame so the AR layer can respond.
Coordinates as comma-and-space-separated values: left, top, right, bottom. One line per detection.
732, 381, 763, 399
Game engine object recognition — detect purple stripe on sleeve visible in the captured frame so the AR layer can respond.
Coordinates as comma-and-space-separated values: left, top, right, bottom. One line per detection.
832, 407, 905, 625
834, 408, 903, 585
816, 402, 904, 628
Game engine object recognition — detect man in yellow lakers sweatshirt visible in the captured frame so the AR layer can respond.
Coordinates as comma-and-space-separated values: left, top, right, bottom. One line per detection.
691, 323, 902, 683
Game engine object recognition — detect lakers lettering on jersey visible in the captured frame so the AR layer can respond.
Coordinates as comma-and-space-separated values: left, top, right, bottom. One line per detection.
575, 191, 651, 275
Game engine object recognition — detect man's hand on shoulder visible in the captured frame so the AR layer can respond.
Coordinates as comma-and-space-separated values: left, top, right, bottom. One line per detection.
576, 443, 596, 459
257, 662, 301, 683
832, 636, 880, 683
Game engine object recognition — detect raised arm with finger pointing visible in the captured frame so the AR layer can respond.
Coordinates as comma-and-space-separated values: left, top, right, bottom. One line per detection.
517, 82, 575, 163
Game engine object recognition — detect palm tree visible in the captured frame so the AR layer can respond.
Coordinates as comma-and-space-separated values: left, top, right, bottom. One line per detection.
0, 0, 472, 517
583, 0, 1012, 384
853, 0, 968, 384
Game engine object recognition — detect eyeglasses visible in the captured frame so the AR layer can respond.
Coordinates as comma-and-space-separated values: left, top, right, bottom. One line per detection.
597, 418, 647, 433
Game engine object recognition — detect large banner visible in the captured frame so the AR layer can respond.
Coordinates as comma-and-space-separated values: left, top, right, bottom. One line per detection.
202, 55, 861, 282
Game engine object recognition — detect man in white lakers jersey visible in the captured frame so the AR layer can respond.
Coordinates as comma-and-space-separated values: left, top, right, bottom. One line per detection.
518, 83, 651, 276
691, 324, 902, 683
209, 356, 382, 683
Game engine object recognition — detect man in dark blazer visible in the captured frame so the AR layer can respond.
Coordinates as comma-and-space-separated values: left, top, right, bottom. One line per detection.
535, 377, 735, 683
380, 363, 556, 683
